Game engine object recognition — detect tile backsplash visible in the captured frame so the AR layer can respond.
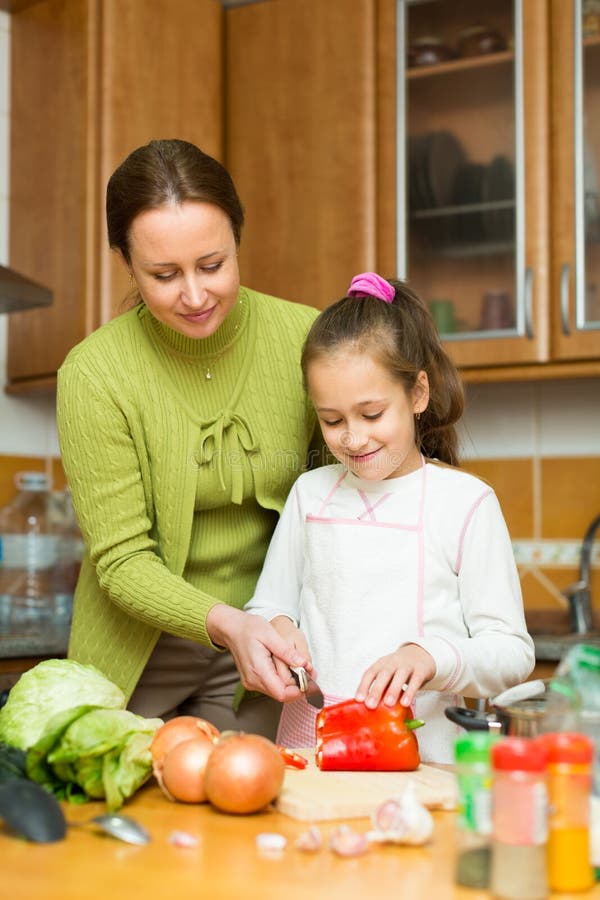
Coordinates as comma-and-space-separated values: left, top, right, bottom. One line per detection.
0, 450, 598, 620
463, 456, 600, 614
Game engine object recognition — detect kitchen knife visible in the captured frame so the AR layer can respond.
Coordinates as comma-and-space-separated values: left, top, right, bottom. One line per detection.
290, 666, 324, 709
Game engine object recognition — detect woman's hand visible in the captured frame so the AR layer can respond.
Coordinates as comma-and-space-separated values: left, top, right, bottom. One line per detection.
355, 643, 436, 710
269, 615, 316, 686
206, 604, 310, 702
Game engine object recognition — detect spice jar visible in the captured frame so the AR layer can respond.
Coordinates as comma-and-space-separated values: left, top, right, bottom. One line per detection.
454, 732, 500, 888
538, 732, 594, 892
490, 737, 548, 900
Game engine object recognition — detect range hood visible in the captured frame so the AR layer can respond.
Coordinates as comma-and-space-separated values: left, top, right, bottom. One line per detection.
0, 263, 53, 313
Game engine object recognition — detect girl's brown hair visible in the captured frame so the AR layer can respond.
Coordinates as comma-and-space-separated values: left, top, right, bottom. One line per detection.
301, 278, 464, 466
106, 139, 245, 264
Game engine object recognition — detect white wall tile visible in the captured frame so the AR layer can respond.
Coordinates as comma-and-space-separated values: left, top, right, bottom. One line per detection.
0, 192, 7, 259
0, 393, 59, 456
0, 112, 9, 200
0, 20, 9, 116
538, 378, 600, 456
458, 381, 539, 459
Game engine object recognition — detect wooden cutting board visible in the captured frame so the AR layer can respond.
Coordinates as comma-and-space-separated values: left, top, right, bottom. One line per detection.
276, 752, 458, 822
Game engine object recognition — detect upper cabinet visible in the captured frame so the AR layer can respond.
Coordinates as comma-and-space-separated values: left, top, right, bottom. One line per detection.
227, 0, 600, 381
5, 0, 600, 393
6, 0, 223, 393
225, 0, 379, 310
551, 0, 600, 361
397, 0, 550, 371
394, 0, 600, 377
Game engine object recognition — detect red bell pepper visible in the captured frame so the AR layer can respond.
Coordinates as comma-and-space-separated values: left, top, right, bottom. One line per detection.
277, 746, 309, 769
315, 698, 424, 771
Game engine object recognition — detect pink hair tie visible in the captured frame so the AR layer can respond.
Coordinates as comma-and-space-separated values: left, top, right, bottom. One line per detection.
347, 272, 395, 304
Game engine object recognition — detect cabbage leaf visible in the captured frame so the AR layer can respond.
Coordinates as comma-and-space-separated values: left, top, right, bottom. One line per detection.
0, 659, 125, 750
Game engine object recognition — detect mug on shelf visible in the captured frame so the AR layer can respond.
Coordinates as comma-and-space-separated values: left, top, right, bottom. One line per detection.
429, 298, 456, 334
479, 290, 513, 330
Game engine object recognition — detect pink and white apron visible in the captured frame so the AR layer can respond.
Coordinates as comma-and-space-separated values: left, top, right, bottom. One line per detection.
277, 459, 461, 762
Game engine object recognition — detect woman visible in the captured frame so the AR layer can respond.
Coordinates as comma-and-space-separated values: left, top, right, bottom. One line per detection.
57, 139, 321, 738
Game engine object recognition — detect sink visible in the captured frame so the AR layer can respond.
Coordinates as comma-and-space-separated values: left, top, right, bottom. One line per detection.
531, 631, 600, 661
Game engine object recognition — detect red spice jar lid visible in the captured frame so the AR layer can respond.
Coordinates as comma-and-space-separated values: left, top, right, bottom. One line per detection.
537, 731, 594, 764
491, 737, 548, 771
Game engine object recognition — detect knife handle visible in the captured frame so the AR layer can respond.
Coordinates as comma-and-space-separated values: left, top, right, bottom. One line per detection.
289, 666, 308, 692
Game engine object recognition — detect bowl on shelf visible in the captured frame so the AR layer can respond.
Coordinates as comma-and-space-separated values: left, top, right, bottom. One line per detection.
408, 36, 456, 68
457, 24, 507, 58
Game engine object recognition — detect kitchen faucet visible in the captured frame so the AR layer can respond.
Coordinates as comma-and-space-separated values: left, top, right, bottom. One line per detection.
564, 513, 600, 634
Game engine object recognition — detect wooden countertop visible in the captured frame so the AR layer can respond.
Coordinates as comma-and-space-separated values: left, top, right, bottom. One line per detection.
4, 782, 600, 900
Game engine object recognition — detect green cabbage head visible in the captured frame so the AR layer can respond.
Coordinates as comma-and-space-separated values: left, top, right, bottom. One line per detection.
0, 658, 125, 750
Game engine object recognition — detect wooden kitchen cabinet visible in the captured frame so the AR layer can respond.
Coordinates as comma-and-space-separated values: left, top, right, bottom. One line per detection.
6, 0, 223, 393
225, 0, 379, 310
550, 0, 600, 362
384, 0, 600, 378
227, 0, 599, 381
392, 0, 551, 372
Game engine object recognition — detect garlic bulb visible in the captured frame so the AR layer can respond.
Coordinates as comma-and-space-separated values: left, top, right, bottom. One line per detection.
367, 784, 434, 845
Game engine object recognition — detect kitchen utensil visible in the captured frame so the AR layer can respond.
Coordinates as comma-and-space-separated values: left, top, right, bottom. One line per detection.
276, 754, 457, 821
428, 130, 467, 208
482, 155, 515, 242
0, 778, 151, 845
73, 813, 151, 845
0, 779, 67, 843
290, 666, 324, 709
408, 134, 433, 210
445, 680, 567, 737
451, 161, 485, 243
491, 679, 546, 707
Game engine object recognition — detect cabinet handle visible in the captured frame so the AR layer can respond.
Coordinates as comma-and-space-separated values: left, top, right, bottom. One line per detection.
560, 263, 571, 336
524, 266, 534, 339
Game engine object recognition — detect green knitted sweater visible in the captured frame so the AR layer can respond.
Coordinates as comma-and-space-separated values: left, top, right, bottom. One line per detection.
56, 287, 321, 698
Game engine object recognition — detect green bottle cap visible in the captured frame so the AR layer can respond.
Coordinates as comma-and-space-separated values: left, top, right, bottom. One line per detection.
455, 732, 501, 763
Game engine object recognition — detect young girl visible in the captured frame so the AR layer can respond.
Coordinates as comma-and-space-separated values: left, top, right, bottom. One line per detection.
245, 273, 535, 763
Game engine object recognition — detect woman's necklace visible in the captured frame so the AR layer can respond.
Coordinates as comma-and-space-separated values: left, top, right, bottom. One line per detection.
204, 298, 243, 380
204, 348, 227, 380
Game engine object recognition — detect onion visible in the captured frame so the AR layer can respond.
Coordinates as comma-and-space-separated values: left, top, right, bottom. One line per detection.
204, 733, 285, 815
151, 715, 220, 773
159, 735, 215, 803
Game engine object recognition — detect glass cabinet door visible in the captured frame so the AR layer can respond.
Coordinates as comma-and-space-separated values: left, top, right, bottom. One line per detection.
578, 1, 600, 329
551, 0, 600, 360
397, 0, 548, 368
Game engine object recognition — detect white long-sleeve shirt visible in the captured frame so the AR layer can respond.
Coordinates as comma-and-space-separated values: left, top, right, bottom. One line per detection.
246, 460, 535, 762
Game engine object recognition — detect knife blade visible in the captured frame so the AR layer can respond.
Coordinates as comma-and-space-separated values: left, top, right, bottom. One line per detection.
290, 666, 324, 709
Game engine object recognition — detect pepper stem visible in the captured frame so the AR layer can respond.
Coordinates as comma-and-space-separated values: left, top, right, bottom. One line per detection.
405, 719, 425, 730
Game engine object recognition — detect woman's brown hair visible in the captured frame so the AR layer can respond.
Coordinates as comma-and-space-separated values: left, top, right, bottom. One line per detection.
106, 139, 245, 264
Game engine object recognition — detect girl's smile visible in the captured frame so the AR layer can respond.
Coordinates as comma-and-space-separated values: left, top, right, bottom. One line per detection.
307, 349, 429, 481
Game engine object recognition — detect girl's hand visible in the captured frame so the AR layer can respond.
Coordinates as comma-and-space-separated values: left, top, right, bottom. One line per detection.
355, 643, 435, 710
269, 615, 316, 688
206, 604, 309, 702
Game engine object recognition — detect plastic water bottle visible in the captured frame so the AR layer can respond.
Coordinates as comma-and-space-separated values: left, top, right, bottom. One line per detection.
0, 471, 58, 633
